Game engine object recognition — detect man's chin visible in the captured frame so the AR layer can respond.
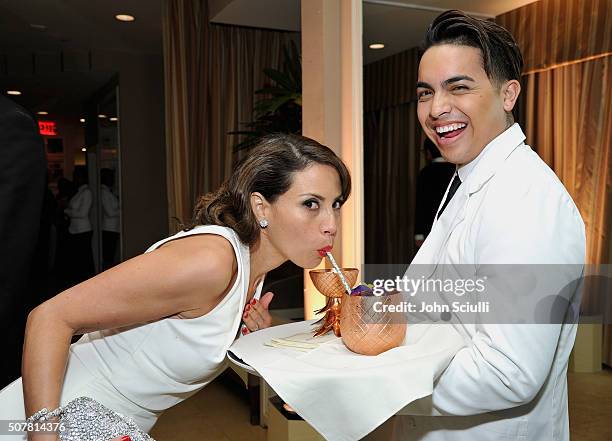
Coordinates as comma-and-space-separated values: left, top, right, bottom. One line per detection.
441, 148, 477, 166
440, 152, 463, 165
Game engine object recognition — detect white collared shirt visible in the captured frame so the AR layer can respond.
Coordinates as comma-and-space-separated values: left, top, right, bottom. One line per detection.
455, 125, 514, 183
434, 123, 522, 224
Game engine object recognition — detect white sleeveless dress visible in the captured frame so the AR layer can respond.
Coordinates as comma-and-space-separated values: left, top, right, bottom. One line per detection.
0, 225, 261, 438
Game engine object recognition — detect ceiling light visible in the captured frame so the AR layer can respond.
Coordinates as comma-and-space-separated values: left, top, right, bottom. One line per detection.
369, 43, 385, 50
82, 148, 87, 152
6, 90, 21, 96
110, 117, 118, 122
98, 114, 107, 119
80, 118, 86, 123
37, 111, 48, 115
115, 14, 135, 22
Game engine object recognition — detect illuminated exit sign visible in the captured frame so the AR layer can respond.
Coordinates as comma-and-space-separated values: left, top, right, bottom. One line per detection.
38, 121, 57, 136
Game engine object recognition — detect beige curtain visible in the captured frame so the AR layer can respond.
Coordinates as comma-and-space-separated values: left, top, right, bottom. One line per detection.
162, 0, 205, 230
498, 0, 612, 366
496, 0, 611, 73
517, 56, 612, 265
162, 0, 296, 230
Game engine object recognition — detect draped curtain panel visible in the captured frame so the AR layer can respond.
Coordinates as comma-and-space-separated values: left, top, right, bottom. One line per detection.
162, 0, 205, 230
496, 0, 611, 73
364, 104, 422, 264
364, 48, 420, 112
498, 0, 612, 366
162, 0, 295, 231
517, 56, 612, 265
364, 48, 423, 264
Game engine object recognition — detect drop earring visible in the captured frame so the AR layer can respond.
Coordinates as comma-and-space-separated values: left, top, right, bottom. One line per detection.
259, 219, 269, 229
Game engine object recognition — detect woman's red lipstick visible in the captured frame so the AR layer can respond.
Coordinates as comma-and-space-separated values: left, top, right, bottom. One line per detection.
317, 245, 333, 257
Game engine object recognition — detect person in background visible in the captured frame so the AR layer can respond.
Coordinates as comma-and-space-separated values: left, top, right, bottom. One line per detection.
100, 168, 120, 270
0, 94, 46, 388
51, 177, 76, 293
414, 138, 455, 248
64, 166, 94, 285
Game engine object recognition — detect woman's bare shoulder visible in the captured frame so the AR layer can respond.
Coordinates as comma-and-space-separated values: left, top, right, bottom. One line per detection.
156, 232, 238, 295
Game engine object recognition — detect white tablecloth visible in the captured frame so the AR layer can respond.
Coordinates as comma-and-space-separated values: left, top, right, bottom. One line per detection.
228, 320, 465, 441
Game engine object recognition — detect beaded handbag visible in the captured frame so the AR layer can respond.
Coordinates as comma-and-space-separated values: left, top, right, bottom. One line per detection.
28, 396, 154, 441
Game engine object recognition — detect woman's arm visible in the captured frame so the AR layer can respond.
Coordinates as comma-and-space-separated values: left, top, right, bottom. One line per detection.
22, 234, 236, 434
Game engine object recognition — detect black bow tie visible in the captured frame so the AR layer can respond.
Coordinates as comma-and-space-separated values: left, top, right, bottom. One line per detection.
437, 173, 462, 219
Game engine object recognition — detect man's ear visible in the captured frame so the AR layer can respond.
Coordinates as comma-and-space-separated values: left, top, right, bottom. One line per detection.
502, 79, 521, 112
250, 192, 269, 222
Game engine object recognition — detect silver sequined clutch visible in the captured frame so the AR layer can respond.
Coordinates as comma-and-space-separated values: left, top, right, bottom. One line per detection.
52, 396, 155, 441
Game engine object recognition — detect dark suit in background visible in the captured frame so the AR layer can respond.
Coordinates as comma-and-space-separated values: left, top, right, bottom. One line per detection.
0, 95, 46, 387
414, 139, 455, 246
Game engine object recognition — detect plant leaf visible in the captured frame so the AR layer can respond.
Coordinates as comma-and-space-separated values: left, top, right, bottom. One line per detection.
255, 87, 286, 96
263, 68, 295, 91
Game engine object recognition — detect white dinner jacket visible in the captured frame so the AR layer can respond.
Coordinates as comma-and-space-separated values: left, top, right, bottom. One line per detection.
396, 124, 586, 441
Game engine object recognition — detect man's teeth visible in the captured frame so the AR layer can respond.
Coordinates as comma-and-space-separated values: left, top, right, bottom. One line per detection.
435, 123, 467, 134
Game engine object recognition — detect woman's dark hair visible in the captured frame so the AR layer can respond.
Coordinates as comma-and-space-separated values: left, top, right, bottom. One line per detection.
100, 168, 115, 188
72, 165, 89, 185
189, 133, 351, 246
422, 10, 523, 85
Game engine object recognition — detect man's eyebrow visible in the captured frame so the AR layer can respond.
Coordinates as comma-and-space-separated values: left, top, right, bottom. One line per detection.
416, 76, 474, 89
443, 75, 475, 86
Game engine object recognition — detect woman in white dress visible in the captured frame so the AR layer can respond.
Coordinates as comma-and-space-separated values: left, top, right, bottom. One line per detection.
0, 134, 351, 441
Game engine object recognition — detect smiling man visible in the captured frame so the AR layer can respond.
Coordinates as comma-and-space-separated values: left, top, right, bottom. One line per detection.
416, 46, 520, 167
391, 10, 586, 441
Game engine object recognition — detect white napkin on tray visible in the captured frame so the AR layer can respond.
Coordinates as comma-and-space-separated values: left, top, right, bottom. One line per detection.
228, 320, 465, 441
265, 331, 337, 351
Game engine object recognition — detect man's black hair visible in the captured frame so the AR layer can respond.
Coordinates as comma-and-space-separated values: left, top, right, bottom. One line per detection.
422, 10, 524, 85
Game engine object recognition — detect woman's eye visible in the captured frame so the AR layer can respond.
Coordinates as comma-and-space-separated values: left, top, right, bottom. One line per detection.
332, 201, 342, 209
304, 200, 319, 209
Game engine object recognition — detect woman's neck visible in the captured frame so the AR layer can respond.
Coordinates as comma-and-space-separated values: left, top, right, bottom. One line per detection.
249, 235, 286, 287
